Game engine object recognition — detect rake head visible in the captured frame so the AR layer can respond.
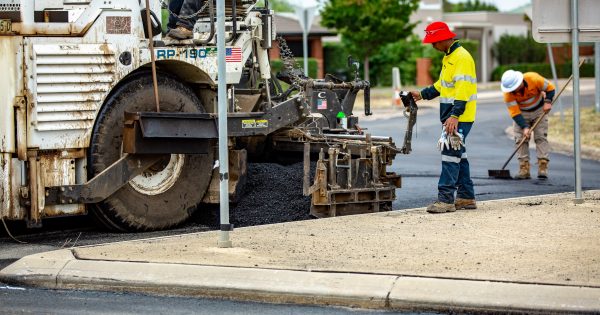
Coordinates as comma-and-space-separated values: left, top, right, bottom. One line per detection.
488, 169, 512, 179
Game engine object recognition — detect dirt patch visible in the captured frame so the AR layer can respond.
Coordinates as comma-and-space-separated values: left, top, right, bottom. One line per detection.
549, 108, 600, 147
548, 107, 600, 160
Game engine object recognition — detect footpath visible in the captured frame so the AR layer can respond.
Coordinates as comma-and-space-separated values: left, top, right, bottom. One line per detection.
1, 190, 599, 314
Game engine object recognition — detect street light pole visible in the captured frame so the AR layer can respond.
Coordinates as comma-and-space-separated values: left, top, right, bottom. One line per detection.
302, 9, 309, 76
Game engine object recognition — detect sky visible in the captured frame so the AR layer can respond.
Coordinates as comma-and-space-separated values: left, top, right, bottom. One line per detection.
446, 0, 531, 12
285, 0, 532, 13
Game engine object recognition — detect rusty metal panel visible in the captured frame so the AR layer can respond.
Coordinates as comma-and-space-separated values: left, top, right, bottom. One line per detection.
28, 43, 116, 149
1, 153, 27, 220
10, 157, 26, 219
106, 16, 131, 34
0, 36, 22, 153
1, 153, 13, 218
38, 151, 85, 216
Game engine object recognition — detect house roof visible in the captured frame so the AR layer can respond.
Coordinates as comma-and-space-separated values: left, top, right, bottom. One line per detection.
274, 13, 336, 37
443, 11, 528, 27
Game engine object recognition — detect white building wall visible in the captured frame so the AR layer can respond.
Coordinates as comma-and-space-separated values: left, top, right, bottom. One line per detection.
493, 25, 528, 41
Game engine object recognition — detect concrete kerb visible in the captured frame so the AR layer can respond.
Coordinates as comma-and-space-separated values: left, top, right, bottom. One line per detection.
2, 250, 600, 314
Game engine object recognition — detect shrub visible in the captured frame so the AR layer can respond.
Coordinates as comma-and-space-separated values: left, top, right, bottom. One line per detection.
323, 42, 354, 81
492, 34, 546, 65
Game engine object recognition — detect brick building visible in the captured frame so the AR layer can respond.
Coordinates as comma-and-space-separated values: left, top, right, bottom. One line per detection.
270, 13, 335, 78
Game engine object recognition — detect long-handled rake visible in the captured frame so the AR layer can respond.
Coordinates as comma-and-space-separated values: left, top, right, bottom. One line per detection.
488, 65, 580, 179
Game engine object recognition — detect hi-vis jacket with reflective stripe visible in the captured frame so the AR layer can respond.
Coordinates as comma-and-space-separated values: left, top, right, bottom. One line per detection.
420, 41, 477, 123
502, 72, 555, 129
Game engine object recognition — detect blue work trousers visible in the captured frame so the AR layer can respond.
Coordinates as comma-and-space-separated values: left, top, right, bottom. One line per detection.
176, 0, 204, 29
438, 122, 475, 203
167, 0, 184, 30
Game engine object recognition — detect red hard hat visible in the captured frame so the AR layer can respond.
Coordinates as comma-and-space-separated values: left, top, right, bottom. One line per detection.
422, 21, 456, 44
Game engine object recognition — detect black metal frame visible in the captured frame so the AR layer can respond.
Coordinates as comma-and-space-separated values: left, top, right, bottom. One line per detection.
45, 155, 162, 206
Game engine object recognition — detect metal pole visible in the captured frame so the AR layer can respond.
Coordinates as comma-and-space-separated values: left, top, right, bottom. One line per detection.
595, 42, 600, 113
571, 0, 583, 204
547, 43, 564, 122
217, 0, 232, 247
392, 67, 401, 107
481, 27, 488, 83
302, 9, 309, 76
144, 0, 160, 112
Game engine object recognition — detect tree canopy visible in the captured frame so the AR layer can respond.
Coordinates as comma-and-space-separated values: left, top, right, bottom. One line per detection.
320, 0, 420, 81
443, 0, 498, 12
257, 0, 293, 12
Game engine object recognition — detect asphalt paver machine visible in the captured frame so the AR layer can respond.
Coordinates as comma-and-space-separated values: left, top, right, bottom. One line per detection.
0, 0, 416, 231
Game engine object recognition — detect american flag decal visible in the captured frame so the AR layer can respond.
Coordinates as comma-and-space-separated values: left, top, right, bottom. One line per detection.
225, 47, 242, 62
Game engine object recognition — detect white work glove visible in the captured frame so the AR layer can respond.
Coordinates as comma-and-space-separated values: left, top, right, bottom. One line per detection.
437, 130, 450, 151
448, 131, 465, 151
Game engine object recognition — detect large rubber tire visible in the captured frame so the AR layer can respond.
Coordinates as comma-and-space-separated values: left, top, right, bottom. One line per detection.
89, 71, 214, 231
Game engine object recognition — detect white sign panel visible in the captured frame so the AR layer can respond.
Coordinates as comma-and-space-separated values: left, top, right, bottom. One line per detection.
532, 0, 600, 43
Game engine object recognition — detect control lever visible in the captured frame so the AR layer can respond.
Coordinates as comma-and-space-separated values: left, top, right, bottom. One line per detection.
399, 91, 418, 154
364, 84, 372, 116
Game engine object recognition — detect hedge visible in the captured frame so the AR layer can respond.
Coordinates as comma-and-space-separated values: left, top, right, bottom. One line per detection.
492, 34, 546, 65
491, 62, 595, 81
323, 42, 354, 81
270, 58, 319, 79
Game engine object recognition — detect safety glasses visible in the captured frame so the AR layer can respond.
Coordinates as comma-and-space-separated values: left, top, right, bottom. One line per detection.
425, 28, 444, 35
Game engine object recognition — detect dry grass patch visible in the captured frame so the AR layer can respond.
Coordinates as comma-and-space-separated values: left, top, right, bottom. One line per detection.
548, 107, 600, 148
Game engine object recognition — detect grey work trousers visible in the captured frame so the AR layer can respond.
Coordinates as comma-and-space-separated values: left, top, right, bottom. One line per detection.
513, 106, 550, 162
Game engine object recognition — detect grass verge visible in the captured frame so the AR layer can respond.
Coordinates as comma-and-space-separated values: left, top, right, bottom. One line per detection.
548, 107, 600, 149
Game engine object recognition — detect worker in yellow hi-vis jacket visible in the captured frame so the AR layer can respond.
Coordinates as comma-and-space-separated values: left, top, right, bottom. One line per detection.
500, 70, 555, 179
410, 21, 478, 214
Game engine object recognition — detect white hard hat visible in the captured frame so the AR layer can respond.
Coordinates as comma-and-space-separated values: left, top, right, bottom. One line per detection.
500, 70, 524, 93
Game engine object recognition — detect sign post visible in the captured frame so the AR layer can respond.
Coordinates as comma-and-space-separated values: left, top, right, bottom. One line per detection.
546, 44, 564, 122
532, 0, 600, 204
596, 42, 600, 113
217, 0, 232, 247
292, 0, 318, 76
571, 0, 583, 204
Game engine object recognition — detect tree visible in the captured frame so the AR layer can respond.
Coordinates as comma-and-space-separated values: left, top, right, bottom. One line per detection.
443, 0, 498, 12
257, 0, 293, 12
320, 0, 420, 81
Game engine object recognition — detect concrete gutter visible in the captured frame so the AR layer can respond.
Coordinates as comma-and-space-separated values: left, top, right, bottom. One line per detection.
2, 249, 600, 314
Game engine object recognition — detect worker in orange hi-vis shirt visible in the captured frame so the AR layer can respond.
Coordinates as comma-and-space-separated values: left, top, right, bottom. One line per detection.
500, 70, 555, 180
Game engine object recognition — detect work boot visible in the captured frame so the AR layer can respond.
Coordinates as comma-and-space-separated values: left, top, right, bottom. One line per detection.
538, 159, 549, 179
168, 26, 192, 40
162, 34, 179, 46
515, 160, 531, 179
426, 201, 456, 214
455, 198, 477, 210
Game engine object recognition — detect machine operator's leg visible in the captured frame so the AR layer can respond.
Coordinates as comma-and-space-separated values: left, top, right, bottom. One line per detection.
170, 0, 204, 39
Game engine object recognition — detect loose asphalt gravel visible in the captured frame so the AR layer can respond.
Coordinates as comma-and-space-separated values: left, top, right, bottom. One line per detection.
195, 162, 314, 229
